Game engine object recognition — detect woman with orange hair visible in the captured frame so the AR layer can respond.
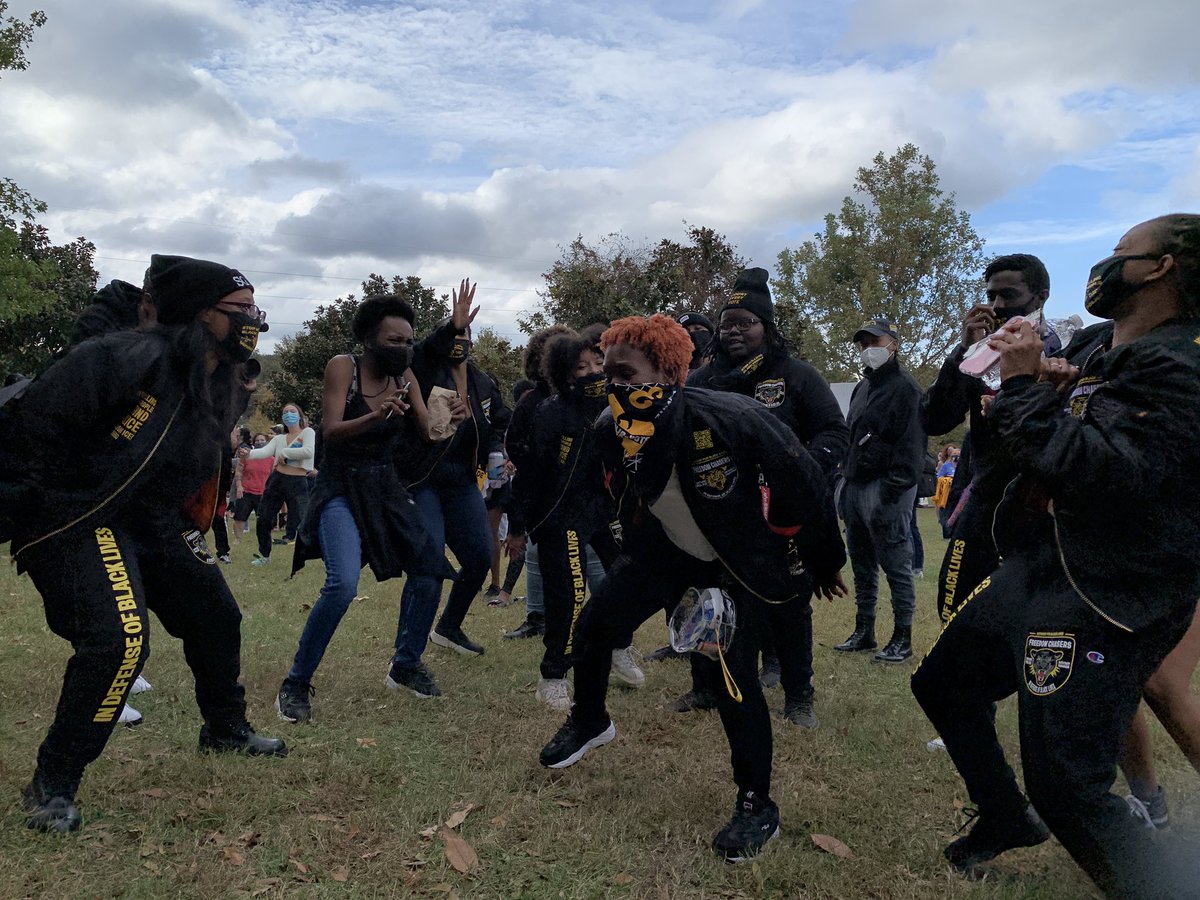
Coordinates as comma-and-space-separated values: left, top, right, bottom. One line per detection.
538, 314, 847, 863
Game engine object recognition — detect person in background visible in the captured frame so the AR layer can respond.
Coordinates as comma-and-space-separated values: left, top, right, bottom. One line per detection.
481, 370, 514, 603
232, 433, 273, 543
836, 317, 924, 664
247, 404, 315, 566
677, 311, 715, 372
490, 378, 537, 608
933, 444, 959, 537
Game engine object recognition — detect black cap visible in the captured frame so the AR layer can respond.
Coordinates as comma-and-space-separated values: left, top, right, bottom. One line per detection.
145, 254, 254, 325
677, 311, 715, 333
720, 267, 773, 326
852, 317, 899, 344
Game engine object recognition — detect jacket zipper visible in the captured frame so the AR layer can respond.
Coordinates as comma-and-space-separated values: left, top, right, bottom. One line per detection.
1049, 500, 1133, 633
13, 398, 185, 561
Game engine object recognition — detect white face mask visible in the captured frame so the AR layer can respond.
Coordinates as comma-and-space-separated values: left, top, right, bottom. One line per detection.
860, 346, 892, 370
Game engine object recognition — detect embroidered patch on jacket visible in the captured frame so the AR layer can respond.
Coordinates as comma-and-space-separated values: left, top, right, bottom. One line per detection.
754, 378, 786, 409
693, 428, 714, 450
558, 435, 574, 465
1065, 376, 1103, 418
692, 452, 738, 500
1024, 632, 1075, 696
182, 529, 216, 566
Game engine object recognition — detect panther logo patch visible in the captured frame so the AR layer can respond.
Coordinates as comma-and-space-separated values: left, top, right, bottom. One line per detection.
182, 529, 216, 566
692, 452, 738, 500
754, 378, 786, 409
1065, 376, 1102, 418
1025, 632, 1075, 696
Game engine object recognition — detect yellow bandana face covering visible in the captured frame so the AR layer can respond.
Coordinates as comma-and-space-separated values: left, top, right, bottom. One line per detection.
607, 382, 676, 471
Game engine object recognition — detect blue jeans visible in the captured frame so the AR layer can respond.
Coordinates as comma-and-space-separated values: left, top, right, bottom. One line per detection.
844, 480, 917, 629
289, 497, 361, 684
392, 471, 492, 668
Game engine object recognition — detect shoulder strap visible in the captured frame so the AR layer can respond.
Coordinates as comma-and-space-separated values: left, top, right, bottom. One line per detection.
347, 355, 361, 405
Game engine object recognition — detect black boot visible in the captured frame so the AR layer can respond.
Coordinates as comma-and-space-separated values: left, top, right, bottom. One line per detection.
874, 625, 913, 663
199, 721, 288, 757
22, 774, 81, 834
503, 611, 544, 640
834, 614, 876, 652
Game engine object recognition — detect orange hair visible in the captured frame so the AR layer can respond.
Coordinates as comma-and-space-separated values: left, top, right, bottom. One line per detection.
600, 314, 694, 387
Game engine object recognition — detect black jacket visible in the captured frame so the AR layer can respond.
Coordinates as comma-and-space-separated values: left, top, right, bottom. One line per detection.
688, 350, 848, 479
504, 381, 550, 479
844, 355, 924, 494
507, 392, 610, 538
598, 387, 845, 603
990, 318, 1200, 632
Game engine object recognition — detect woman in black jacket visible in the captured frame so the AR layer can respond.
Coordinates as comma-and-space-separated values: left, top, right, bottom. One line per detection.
6, 255, 286, 834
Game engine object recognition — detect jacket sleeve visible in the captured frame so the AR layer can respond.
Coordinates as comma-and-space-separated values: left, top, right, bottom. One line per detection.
484, 374, 510, 456
921, 346, 979, 437
420, 318, 460, 363
506, 400, 553, 535
788, 362, 848, 476
989, 345, 1200, 503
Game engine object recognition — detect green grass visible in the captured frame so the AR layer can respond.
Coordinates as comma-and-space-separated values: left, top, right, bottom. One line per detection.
0, 509, 1194, 898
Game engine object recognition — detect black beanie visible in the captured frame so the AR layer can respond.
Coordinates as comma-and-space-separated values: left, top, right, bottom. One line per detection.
720, 267, 773, 326
677, 311, 715, 334
145, 254, 254, 325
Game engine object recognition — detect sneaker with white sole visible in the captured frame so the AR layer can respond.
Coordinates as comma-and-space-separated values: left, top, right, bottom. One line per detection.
1126, 787, 1170, 830
430, 624, 484, 656
385, 661, 442, 698
118, 704, 143, 727
131, 675, 153, 694
610, 646, 644, 688
927, 736, 947, 752
713, 790, 780, 862
536, 677, 571, 711
539, 716, 616, 769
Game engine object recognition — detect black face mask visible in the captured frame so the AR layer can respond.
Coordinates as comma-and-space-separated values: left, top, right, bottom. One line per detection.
1085, 253, 1160, 318
992, 300, 1039, 324
568, 371, 607, 404
369, 343, 413, 376
450, 338, 472, 362
219, 310, 261, 363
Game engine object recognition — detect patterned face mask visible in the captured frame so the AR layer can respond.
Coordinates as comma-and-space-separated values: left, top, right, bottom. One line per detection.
607, 381, 677, 471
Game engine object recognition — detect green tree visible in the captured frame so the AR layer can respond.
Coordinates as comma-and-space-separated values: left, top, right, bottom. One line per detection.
773, 144, 986, 385
471, 327, 524, 403
361, 273, 449, 338
521, 224, 746, 334
1, 3, 46, 218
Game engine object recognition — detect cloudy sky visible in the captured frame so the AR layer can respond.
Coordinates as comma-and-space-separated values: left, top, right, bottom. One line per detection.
4, 0, 1199, 350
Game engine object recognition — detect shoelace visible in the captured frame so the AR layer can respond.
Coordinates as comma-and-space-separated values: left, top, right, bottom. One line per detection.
954, 807, 981, 835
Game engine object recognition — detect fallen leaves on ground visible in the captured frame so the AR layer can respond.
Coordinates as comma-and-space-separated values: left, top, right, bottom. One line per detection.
811, 833, 853, 858
444, 802, 479, 830
222, 847, 245, 866
440, 825, 479, 874
614, 872, 635, 885
355, 737, 378, 748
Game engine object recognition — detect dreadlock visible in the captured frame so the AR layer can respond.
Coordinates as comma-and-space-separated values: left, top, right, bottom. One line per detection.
1150, 214, 1200, 317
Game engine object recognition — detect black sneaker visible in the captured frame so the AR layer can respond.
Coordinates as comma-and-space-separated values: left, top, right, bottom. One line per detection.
272, 537, 294, 546
944, 804, 1050, 874
483, 585, 501, 600
198, 722, 288, 757
539, 716, 616, 769
22, 777, 81, 834
385, 661, 442, 698
217, 553, 232, 564
713, 790, 780, 862
276, 678, 315, 723
759, 657, 782, 689
430, 623, 485, 656
646, 644, 685, 662
666, 689, 717, 713
783, 696, 817, 729
503, 614, 544, 640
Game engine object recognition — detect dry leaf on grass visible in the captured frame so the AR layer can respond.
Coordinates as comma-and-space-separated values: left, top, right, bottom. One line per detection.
444, 802, 479, 830
356, 737, 378, 748
614, 872, 635, 885
222, 847, 245, 866
555, 800, 579, 808
419, 825, 439, 839
440, 826, 479, 874
361, 850, 383, 861
237, 831, 261, 848
490, 814, 508, 828
811, 833, 853, 858
140, 788, 168, 799
331, 866, 349, 883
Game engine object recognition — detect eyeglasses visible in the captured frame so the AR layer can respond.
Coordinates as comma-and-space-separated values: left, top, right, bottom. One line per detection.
216, 303, 267, 326
718, 318, 762, 335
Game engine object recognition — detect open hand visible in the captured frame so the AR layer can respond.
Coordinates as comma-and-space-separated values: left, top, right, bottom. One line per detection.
813, 570, 849, 602
451, 279, 479, 332
504, 533, 527, 559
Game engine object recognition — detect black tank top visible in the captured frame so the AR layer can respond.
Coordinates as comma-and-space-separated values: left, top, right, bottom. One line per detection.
321, 356, 407, 471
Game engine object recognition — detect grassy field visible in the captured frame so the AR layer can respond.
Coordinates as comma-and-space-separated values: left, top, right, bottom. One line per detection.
0, 509, 1195, 899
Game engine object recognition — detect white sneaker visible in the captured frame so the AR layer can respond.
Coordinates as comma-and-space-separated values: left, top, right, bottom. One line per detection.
131, 675, 153, 694
118, 704, 143, 727
536, 677, 571, 711
926, 736, 947, 752
610, 646, 645, 689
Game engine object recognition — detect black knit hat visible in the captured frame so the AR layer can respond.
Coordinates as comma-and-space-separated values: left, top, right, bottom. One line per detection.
677, 311, 715, 334
720, 267, 773, 326
145, 254, 254, 325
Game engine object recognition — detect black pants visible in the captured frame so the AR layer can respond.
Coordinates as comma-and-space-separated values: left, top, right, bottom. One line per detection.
535, 523, 618, 679
912, 544, 1198, 899
935, 492, 999, 624
501, 547, 525, 594
572, 528, 772, 799
256, 471, 309, 558
211, 514, 230, 556
699, 590, 813, 702
23, 521, 246, 796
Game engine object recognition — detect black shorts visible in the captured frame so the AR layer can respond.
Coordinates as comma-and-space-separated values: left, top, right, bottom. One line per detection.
233, 493, 261, 522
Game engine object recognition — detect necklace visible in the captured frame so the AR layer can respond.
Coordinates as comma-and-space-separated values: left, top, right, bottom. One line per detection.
361, 371, 395, 399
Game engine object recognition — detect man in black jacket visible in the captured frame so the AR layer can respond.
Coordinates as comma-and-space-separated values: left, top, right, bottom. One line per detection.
538, 314, 847, 863
679, 268, 848, 727
912, 214, 1200, 897
837, 318, 924, 662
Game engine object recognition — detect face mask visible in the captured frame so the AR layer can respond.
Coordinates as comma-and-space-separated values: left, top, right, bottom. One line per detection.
993, 300, 1038, 324
607, 381, 677, 471
860, 346, 891, 370
254, 440, 267, 448
1085, 253, 1160, 318
450, 338, 472, 362
370, 343, 413, 377
282, 412, 300, 428
219, 310, 261, 363
568, 371, 607, 403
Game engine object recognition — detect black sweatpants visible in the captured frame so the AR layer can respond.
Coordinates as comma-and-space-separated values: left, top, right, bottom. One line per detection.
572, 528, 772, 799
912, 543, 1198, 898
22, 521, 246, 796
698, 590, 813, 702
534, 523, 618, 679
256, 471, 309, 558
935, 491, 999, 624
